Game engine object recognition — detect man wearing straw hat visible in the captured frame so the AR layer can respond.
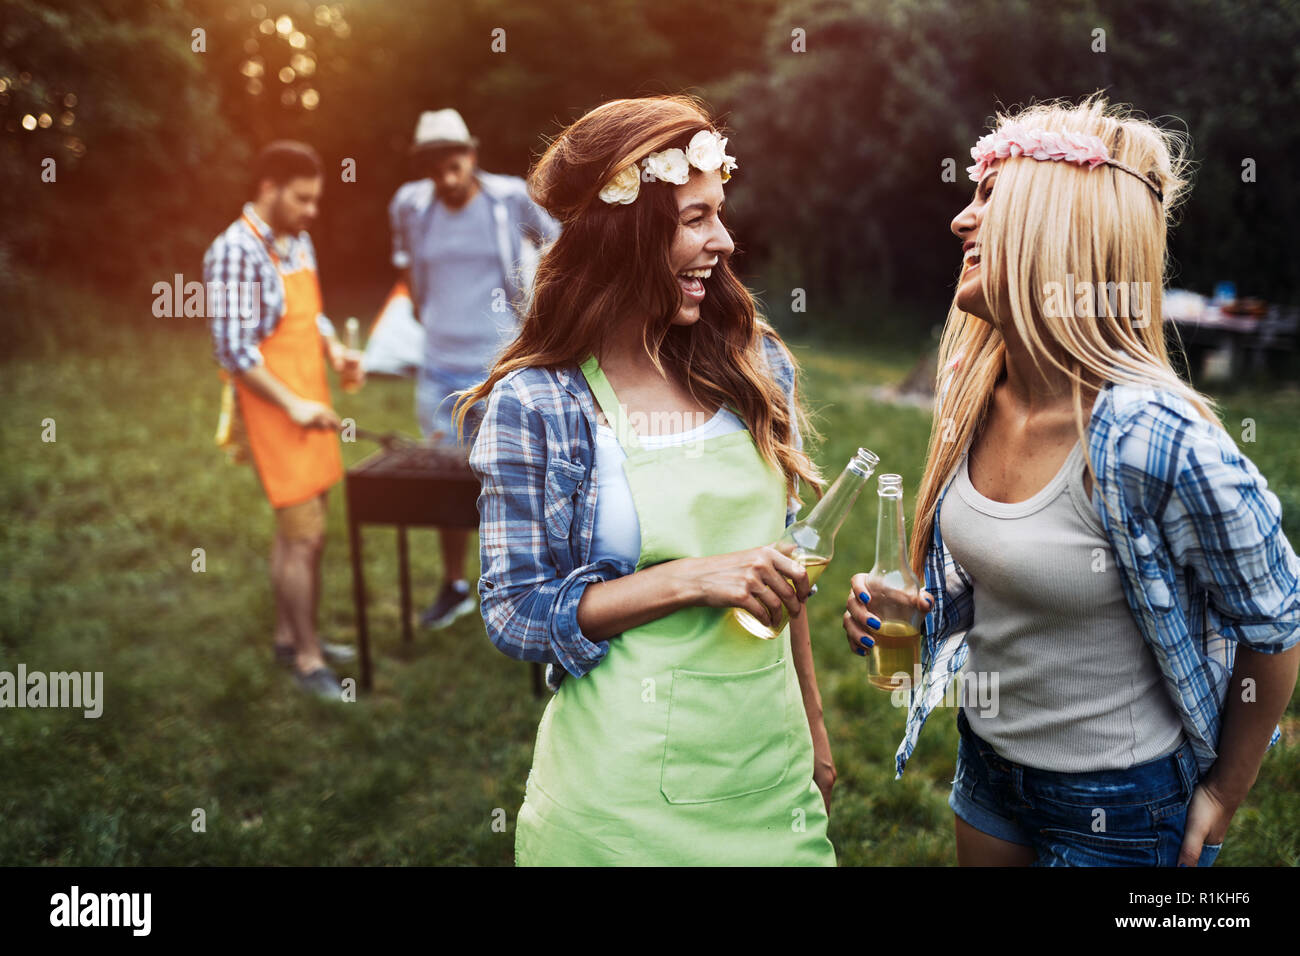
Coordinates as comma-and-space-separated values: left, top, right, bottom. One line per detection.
389, 108, 560, 630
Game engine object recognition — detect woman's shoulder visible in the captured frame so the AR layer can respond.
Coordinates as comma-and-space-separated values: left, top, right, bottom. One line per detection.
487, 364, 580, 411
1102, 380, 1207, 426
1100, 382, 1227, 453
1097, 381, 1250, 499
478, 363, 594, 452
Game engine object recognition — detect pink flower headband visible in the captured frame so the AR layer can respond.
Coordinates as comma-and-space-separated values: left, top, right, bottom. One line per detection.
967, 123, 1163, 202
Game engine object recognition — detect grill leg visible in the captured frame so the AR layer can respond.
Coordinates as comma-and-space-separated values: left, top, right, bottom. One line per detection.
348, 507, 371, 693
398, 524, 413, 644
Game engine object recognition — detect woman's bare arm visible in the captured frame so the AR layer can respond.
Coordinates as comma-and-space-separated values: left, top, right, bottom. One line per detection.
1203, 643, 1300, 805
576, 547, 813, 642
791, 605, 835, 809
575, 560, 699, 641
790, 605, 826, 724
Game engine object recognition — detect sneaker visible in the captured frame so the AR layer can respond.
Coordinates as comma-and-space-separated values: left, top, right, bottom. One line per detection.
320, 641, 357, 663
418, 580, 477, 630
295, 665, 344, 700
274, 641, 356, 668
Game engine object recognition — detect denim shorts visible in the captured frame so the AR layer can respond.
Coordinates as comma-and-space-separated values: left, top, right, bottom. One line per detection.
949, 707, 1224, 867
416, 364, 486, 447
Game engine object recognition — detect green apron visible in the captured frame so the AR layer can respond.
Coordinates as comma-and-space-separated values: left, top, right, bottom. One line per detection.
514, 355, 836, 866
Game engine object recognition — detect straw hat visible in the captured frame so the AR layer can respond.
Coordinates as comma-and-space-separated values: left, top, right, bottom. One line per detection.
411, 109, 477, 152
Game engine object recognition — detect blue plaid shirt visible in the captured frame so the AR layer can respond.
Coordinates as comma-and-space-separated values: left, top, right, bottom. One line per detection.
897, 377, 1300, 780
468, 333, 805, 692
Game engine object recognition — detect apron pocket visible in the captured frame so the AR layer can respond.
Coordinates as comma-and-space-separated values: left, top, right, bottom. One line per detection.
660, 657, 792, 804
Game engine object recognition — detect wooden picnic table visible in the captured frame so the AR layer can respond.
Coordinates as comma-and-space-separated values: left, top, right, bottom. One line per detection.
1165, 300, 1298, 381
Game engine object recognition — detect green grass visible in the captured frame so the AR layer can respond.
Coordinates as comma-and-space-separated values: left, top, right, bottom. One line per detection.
1, 280, 1297, 866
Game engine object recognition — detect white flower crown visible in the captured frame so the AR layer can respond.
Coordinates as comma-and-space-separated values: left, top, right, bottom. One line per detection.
598, 129, 738, 205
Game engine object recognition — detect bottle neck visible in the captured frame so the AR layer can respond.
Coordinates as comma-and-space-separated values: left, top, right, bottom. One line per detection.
801, 463, 870, 546
872, 492, 909, 576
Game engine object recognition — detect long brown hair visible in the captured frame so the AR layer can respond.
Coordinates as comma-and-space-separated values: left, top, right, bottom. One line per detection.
454, 93, 822, 506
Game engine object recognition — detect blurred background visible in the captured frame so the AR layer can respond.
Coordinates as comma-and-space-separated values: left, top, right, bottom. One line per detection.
1, 0, 1297, 866
4, 0, 1300, 335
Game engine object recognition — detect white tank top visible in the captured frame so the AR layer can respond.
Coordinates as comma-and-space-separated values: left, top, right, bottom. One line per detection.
941, 439, 1186, 771
590, 406, 747, 567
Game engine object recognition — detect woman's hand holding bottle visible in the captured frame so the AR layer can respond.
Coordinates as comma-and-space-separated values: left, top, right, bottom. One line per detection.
841, 571, 932, 653
843, 571, 933, 691
841, 472, 932, 689
673, 546, 813, 628
725, 448, 879, 639
579, 450, 882, 642
576, 544, 810, 643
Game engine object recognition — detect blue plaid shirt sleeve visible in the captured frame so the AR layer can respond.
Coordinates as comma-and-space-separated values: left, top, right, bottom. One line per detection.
1137, 408, 1300, 653
468, 374, 623, 678
924, 367, 976, 642
203, 234, 264, 374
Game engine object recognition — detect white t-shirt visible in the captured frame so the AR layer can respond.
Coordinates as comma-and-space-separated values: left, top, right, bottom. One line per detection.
591, 407, 747, 566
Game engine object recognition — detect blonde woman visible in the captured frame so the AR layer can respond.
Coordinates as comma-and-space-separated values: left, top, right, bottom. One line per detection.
841, 94, 1300, 867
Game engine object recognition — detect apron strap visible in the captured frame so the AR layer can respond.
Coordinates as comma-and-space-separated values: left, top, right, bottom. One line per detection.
579, 355, 642, 454
240, 212, 283, 269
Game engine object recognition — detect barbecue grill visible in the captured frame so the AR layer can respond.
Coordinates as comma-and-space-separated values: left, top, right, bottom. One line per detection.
344, 430, 543, 696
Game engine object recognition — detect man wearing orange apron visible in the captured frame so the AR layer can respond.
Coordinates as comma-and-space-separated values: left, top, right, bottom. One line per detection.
204, 140, 362, 698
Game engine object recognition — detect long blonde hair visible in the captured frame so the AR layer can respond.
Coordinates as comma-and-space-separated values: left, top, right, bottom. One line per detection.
911, 93, 1222, 575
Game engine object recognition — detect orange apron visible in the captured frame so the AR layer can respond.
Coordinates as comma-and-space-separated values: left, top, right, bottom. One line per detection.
224, 214, 343, 508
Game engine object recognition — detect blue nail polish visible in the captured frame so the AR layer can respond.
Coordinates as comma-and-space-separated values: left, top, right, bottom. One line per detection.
867, 616, 882, 629
856, 648, 866, 656
859, 591, 871, 605
860, 637, 875, 648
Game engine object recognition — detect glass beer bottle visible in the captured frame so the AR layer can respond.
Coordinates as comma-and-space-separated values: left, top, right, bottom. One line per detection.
732, 447, 880, 639
863, 473, 924, 690
341, 317, 364, 393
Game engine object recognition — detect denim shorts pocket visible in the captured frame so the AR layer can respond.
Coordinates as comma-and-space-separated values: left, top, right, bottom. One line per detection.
1025, 767, 1179, 866
1037, 826, 1160, 866
1027, 767, 1183, 810
543, 456, 586, 540
953, 728, 982, 791
951, 751, 968, 790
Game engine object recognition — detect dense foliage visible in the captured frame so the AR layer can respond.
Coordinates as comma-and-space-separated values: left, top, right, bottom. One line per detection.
2, 0, 1296, 320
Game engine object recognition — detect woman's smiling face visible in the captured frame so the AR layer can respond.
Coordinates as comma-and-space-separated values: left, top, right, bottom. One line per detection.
951, 163, 1002, 324
668, 168, 735, 325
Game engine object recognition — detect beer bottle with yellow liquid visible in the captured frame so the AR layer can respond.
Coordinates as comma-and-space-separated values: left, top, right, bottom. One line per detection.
732, 447, 880, 639
341, 317, 364, 394
863, 473, 924, 690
